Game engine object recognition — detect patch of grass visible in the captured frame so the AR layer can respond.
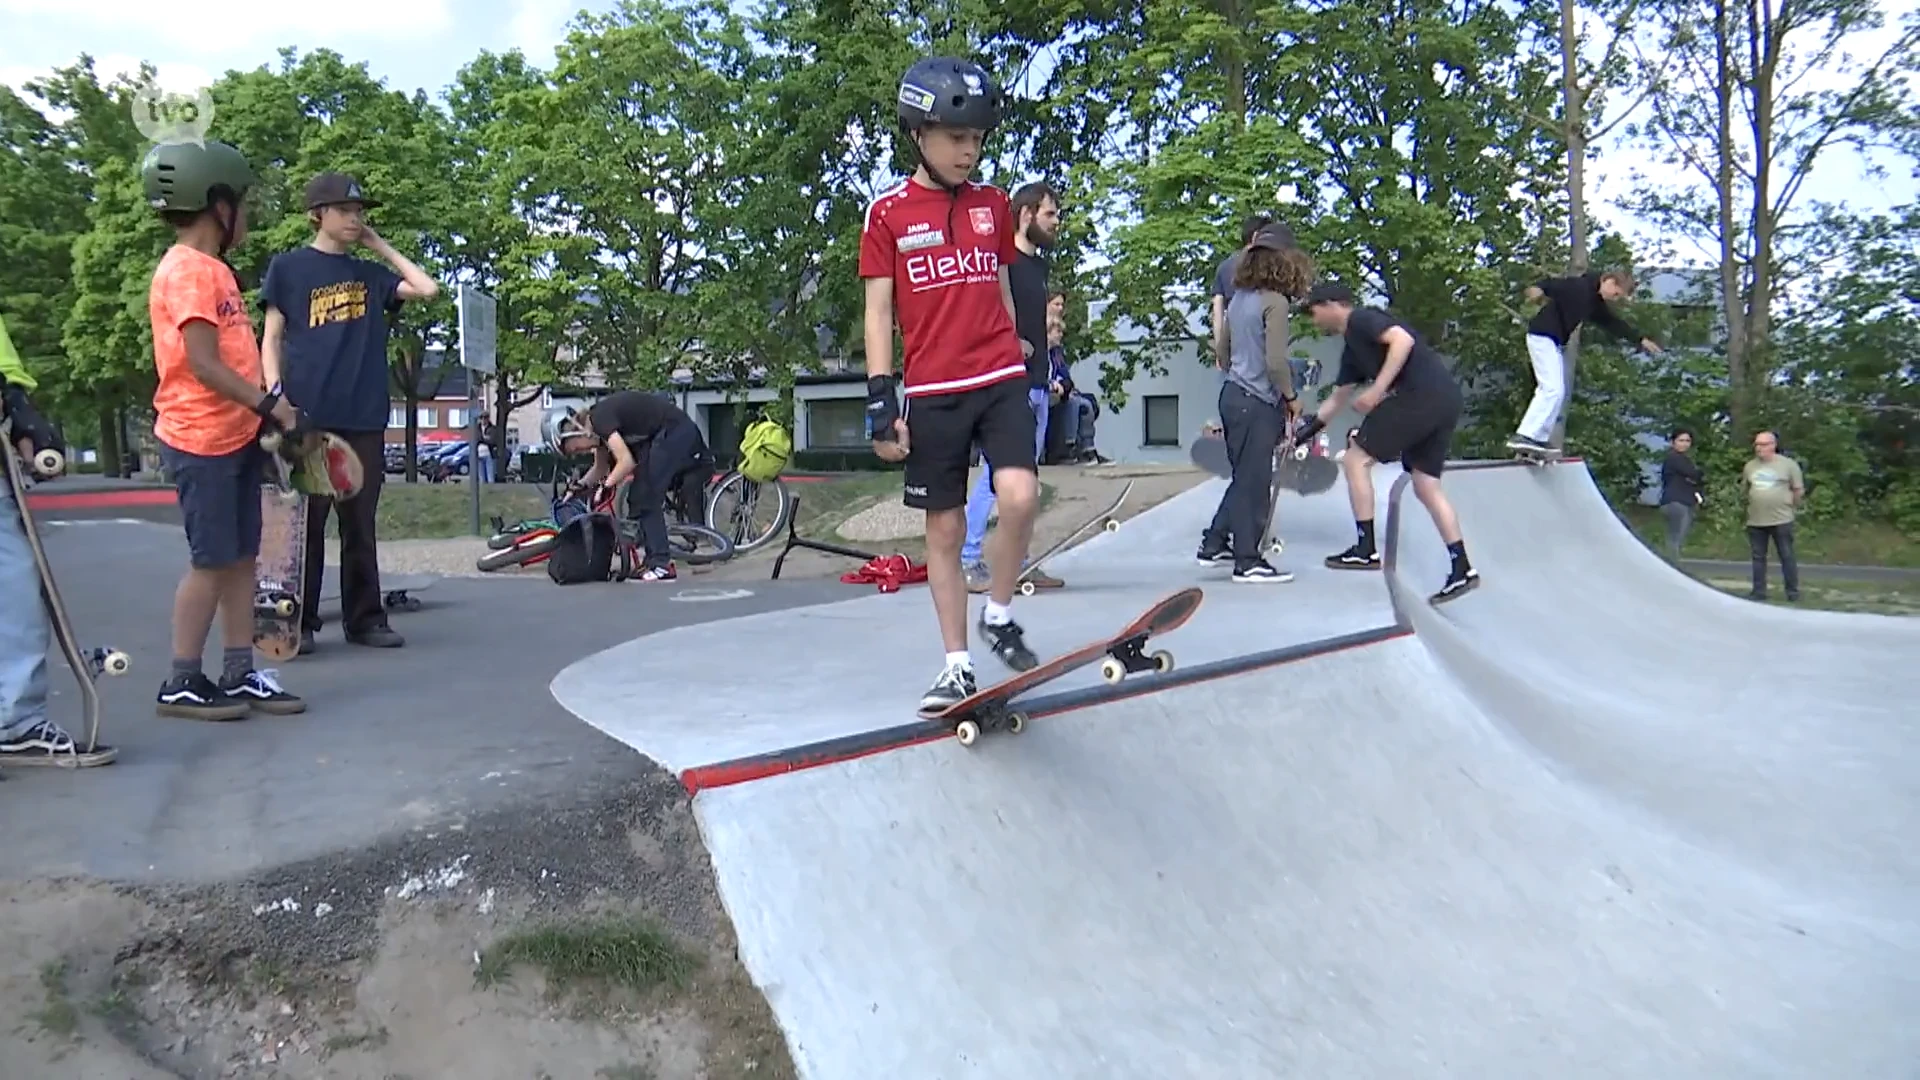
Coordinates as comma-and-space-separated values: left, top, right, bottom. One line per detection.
1697, 575, 1920, 616
1619, 505, 1920, 567
374, 481, 550, 540
33, 961, 79, 1037
475, 915, 702, 1001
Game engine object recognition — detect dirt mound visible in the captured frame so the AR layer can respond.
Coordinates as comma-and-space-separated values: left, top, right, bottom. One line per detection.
0, 773, 792, 1080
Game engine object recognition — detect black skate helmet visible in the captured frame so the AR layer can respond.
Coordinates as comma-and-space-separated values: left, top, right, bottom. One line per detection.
897, 57, 1003, 191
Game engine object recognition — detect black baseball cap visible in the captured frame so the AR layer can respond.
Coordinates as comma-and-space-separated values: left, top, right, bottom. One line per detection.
1247, 222, 1297, 251
1303, 282, 1355, 308
304, 172, 382, 211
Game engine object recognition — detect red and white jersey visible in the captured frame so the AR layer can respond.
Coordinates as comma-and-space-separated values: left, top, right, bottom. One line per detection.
858, 178, 1026, 398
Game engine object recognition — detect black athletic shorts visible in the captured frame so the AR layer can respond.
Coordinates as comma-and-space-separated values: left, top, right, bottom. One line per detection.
901, 376, 1036, 511
1352, 384, 1461, 478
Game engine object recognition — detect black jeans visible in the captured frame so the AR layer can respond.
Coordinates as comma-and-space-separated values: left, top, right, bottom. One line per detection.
1747, 522, 1799, 597
1205, 383, 1285, 567
624, 423, 709, 568
301, 429, 387, 635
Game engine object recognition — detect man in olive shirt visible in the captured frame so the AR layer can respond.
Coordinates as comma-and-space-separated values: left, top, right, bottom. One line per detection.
1742, 430, 1804, 601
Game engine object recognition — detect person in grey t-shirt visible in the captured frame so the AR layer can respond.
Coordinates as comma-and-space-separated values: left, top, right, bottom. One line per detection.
1196, 228, 1313, 582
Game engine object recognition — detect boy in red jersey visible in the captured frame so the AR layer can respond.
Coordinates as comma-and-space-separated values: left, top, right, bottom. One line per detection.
860, 56, 1044, 712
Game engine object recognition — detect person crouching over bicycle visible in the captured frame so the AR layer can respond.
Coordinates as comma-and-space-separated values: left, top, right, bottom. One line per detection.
544, 391, 712, 582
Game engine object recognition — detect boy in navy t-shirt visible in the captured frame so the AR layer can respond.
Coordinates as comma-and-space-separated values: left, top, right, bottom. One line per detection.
260, 172, 439, 654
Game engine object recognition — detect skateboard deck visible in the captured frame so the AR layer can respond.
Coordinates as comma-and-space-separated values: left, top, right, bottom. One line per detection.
261, 428, 364, 500
1190, 430, 1335, 557
1510, 442, 1565, 466
921, 586, 1205, 745
1017, 479, 1134, 594
1, 419, 124, 766
254, 453, 308, 662
318, 568, 436, 613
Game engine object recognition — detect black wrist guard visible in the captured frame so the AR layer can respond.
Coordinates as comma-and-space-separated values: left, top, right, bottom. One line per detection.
866, 374, 901, 442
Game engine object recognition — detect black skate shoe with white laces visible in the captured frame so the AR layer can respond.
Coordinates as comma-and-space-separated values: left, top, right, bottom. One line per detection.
156, 672, 250, 721
1432, 565, 1481, 604
918, 663, 977, 713
1324, 543, 1381, 571
1232, 559, 1294, 583
220, 668, 308, 715
975, 613, 1040, 672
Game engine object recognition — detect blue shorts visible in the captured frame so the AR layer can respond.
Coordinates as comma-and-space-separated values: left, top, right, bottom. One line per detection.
161, 442, 265, 569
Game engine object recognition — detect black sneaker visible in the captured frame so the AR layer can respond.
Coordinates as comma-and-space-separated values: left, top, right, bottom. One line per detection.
1432, 566, 1481, 604
1505, 434, 1551, 452
1195, 542, 1233, 566
976, 614, 1040, 672
917, 663, 978, 714
298, 629, 317, 656
220, 668, 308, 715
156, 672, 250, 721
346, 624, 404, 648
1325, 544, 1381, 570
1232, 560, 1295, 583
0, 719, 116, 767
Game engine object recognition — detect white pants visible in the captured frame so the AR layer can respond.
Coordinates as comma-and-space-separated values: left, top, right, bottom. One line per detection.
1516, 333, 1566, 441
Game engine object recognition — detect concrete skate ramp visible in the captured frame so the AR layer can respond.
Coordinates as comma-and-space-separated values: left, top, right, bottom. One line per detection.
1384, 460, 1920, 918
694, 636, 1915, 1078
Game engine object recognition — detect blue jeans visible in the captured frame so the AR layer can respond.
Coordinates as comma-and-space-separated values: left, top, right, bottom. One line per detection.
0, 485, 51, 739
961, 387, 1049, 565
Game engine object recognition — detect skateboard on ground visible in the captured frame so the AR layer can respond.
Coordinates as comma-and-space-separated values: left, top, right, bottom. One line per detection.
260, 427, 364, 500
1017, 479, 1134, 595
1190, 427, 1334, 557
921, 586, 1205, 746
254, 446, 308, 662
1, 418, 126, 766
318, 568, 436, 613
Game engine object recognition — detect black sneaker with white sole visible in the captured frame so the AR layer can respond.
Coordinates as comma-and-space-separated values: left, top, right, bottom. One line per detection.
220, 668, 308, 715
1232, 560, 1294, 583
1194, 543, 1233, 567
1432, 566, 1481, 604
1325, 544, 1381, 571
975, 614, 1040, 672
156, 672, 251, 721
918, 663, 978, 714
0, 719, 116, 767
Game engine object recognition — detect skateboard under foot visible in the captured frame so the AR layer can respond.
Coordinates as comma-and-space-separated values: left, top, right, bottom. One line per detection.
1509, 442, 1565, 465
1, 420, 125, 766
922, 586, 1205, 747
255, 456, 308, 662
1016, 479, 1134, 595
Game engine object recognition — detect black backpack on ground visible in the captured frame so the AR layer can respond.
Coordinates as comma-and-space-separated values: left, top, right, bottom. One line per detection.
546, 512, 622, 585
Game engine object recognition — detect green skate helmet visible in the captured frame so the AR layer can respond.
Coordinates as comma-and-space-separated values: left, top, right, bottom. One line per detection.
140, 140, 259, 213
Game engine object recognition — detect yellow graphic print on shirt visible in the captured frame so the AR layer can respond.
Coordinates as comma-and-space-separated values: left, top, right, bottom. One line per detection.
309, 280, 369, 328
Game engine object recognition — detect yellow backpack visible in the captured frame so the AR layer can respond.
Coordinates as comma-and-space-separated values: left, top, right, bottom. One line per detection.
737, 417, 792, 483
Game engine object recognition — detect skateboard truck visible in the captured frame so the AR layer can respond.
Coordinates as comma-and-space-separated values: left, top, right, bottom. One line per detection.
1099, 632, 1175, 684
84, 647, 132, 678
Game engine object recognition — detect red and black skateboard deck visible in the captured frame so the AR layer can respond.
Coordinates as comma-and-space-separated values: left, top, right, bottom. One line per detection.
921, 586, 1206, 746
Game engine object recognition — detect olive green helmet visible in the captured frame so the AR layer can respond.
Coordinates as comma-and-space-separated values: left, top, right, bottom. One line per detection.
140, 140, 259, 212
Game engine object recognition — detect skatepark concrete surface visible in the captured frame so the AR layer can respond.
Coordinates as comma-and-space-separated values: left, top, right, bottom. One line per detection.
0, 515, 854, 884
552, 457, 1920, 1079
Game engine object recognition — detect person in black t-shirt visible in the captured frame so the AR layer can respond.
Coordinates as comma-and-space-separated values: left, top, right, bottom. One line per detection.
1295, 283, 1479, 604
1510, 270, 1662, 453
960, 180, 1064, 593
261, 172, 441, 654
544, 390, 712, 582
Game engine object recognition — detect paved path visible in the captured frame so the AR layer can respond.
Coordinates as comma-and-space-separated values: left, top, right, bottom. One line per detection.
554, 458, 1919, 1078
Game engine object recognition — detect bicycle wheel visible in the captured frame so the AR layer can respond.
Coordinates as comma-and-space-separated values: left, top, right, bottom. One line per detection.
667, 522, 735, 565
488, 520, 555, 550
704, 472, 794, 554
476, 531, 558, 572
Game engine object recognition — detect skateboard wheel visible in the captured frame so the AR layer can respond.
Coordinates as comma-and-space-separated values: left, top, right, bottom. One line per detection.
33, 449, 63, 475
273, 599, 295, 618
1008, 712, 1027, 734
1099, 657, 1125, 684
1102, 518, 1119, 533
1150, 650, 1174, 674
1019, 580, 1036, 597
1268, 538, 1285, 555
102, 651, 131, 676
955, 720, 981, 746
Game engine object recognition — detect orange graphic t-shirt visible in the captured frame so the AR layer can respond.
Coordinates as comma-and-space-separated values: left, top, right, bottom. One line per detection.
149, 244, 264, 456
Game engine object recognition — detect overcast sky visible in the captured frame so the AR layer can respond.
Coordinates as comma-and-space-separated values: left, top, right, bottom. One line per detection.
3, 0, 1913, 269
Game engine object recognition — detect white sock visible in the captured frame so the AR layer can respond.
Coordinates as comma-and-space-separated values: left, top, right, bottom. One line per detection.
945, 651, 972, 670
983, 601, 1012, 626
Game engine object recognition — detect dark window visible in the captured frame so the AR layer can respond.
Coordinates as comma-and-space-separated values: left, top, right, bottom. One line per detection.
1144, 395, 1179, 447
807, 398, 870, 449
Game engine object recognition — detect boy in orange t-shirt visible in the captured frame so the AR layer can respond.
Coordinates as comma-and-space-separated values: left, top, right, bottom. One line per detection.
140, 140, 307, 720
